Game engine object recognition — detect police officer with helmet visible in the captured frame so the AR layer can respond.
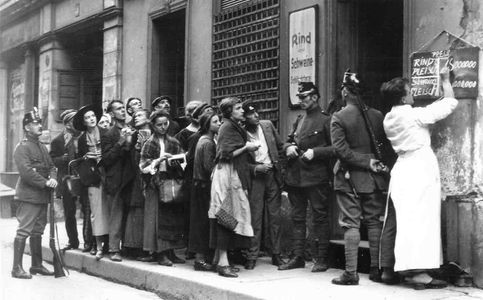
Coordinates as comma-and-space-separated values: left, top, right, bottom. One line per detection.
11, 107, 58, 279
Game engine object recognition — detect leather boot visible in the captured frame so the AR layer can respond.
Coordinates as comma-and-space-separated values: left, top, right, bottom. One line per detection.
11, 237, 32, 279
271, 254, 285, 267
29, 235, 54, 276
332, 271, 359, 285
311, 258, 329, 272
168, 249, 185, 264
278, 256, 305, 271
369, 266, 382, 282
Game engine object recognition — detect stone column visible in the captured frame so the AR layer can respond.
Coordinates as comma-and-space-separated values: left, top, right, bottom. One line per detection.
23, 47, 36, 111
0, 61, 8, 172
102, 16, 123, 110
38, 37, 72, 136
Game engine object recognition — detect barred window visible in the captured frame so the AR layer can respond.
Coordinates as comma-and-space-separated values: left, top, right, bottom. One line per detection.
212, 0, 280, 127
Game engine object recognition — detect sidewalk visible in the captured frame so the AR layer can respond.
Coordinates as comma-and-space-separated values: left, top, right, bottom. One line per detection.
1, 217, 482, 300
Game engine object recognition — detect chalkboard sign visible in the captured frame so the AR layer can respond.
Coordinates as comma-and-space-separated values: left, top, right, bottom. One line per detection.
410, 47, 479, 100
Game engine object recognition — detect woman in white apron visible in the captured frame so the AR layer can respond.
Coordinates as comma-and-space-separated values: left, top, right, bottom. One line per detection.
381, 69, 457, 289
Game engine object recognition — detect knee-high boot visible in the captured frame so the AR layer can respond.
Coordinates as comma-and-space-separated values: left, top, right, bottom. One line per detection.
29, 235, 54, 276
11, 237, 32, 279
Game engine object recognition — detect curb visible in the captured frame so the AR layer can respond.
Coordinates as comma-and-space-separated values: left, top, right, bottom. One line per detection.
32, 243, 260, 300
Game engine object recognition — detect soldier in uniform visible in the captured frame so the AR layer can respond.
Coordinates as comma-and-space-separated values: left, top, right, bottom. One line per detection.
278, 82, 336, 272
12, 108, 58, 279
330, 71, 395, 285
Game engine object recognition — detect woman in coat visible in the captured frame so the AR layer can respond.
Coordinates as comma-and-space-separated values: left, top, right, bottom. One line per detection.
189, 112, 221, 271
74, 105, 110, 260
139, 110, 186, 266
381, 69, 457, 289
208, 97, 258, 278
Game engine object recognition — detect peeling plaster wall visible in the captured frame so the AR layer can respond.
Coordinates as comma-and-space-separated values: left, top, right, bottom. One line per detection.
410, 0, 482, 195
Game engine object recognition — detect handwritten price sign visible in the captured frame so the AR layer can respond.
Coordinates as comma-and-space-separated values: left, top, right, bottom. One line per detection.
410, 47, 479, 100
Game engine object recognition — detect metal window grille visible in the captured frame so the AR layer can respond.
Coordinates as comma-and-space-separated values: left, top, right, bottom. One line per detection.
212, 0, 280, 127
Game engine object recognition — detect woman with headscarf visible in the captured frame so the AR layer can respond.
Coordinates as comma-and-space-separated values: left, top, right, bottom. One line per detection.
73, 105, 110, 260
381, 68, 457, 289
189, 112, 221, 271
208, 97, 258, 278
139, 110, 186, 266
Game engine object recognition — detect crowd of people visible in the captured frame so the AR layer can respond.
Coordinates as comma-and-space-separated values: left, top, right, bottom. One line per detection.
11, 68, 458, 289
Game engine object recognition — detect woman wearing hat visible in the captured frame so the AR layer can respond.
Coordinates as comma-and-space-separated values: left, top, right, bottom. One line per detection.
189, 111, 221, 271
74, 105, 110, 260
139, 110, 186, 266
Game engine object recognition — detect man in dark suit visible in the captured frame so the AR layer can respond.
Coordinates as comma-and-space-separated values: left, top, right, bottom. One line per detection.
242, 101, 285, 270
12, 108, 57, 279
101, 99, 136, 261
50, 109, 82, 251
278, 82, 336, 273
330, 70, 394, 285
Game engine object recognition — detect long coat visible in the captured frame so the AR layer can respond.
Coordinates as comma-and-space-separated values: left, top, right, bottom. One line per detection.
330, 104, 394, 193
383, 97, 458, 271
14, 135, 57, 204
100, 125, 136, 195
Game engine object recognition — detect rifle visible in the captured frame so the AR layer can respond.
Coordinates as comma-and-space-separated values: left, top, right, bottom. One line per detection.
344, 69, 388, 172
49, 188, 67, 278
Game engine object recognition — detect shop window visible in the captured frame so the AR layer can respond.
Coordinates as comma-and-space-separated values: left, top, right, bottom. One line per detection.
212, 0, 280, 127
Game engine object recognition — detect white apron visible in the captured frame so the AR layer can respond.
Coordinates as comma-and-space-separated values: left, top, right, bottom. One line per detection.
383, 97, 457, 272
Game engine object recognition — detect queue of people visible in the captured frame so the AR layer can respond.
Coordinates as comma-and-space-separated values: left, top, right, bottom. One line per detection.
10, 68, 458, 289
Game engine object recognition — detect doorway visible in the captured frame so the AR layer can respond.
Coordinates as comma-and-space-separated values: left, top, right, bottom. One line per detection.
336, 0, 403, 114
152, 9, 186, 117
329, 0, 404, 271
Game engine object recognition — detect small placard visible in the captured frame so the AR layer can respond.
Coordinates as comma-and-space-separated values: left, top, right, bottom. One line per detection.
410, 47, 479, 100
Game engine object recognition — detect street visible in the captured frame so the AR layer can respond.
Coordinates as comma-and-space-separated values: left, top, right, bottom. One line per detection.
0, 239, 160, 300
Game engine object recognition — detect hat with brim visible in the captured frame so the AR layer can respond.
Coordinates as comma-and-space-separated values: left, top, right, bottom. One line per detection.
73, 105, 103, 131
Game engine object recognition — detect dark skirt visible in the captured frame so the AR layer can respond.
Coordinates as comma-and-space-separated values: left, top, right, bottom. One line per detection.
143, 186, 186, 252
123, 207, 144, 248
188, 180, 211, 255
209, 219, 250, 250
124, 177, 144, 248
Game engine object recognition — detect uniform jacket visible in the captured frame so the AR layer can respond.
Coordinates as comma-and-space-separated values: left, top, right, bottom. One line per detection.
14, 135, 57, 204
283, 105, 336, 187
330, 103, 394, 193
100, 124, 136, 195
256, 120, 284, 187
50, 131, 79, 195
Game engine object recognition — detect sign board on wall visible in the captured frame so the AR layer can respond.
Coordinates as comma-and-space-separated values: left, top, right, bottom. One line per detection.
289, 6, 317, 108
410, 47, 479, 100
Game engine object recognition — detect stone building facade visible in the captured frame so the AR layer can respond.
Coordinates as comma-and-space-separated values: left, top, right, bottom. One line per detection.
1, 0, 482, 287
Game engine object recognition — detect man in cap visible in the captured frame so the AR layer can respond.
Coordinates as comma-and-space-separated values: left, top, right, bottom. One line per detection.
152, 95, 181, 136
102, 99, 137, 261
12, 107, 57, 279
50, 109, 82, 252
242, 101, 285, 270
330, 70, 395, 285
278, 82, 336, 272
